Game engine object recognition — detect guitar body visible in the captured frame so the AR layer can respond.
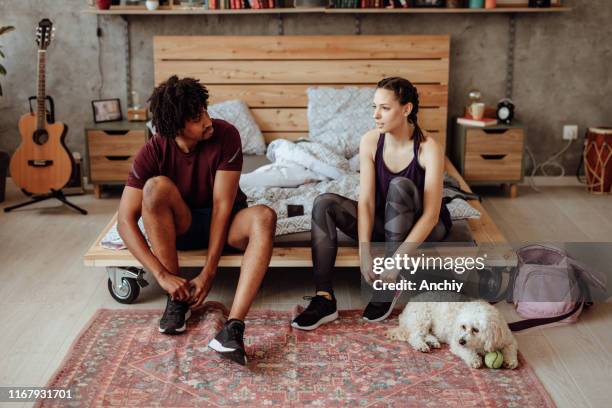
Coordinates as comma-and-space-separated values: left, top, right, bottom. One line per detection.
10, 113, 73, 194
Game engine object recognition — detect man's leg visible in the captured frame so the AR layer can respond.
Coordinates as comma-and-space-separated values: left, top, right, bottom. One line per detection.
207, 204, 275, 365
225, 204, 276, 320
141, 176, 192, 277
141, 176, 193, 334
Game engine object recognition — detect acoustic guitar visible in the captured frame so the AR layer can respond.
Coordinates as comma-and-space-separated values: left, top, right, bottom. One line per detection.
10, 19, 73, 195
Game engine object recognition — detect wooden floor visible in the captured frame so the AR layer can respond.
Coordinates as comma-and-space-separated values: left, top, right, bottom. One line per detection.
0, 179, 611, 408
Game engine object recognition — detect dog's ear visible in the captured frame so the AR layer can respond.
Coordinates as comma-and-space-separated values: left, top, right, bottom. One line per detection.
484, 317, 506, 352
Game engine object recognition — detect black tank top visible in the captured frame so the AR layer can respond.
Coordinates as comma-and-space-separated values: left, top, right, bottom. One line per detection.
374, 133, 452, 232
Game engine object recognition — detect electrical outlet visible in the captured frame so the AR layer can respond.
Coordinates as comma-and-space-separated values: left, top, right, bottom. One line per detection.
563, 125, 578, 140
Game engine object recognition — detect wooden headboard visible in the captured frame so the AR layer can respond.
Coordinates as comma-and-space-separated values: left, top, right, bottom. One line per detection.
153, 35, 449, 150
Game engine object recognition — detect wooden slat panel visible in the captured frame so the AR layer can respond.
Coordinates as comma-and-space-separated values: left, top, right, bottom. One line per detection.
263, 132, 308, 143
251, 107, 447, 132
208, 84, 448, 108
154, 35, 450, 61
155, 59, 449, 85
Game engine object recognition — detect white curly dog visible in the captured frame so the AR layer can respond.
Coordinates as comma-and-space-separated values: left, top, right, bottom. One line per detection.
387, 292, 519, 369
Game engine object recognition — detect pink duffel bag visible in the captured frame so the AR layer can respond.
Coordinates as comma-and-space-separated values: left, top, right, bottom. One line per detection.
506, 244, 607, 331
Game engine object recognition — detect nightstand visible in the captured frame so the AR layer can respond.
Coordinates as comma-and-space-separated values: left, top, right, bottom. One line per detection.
85, 121, 148, 198
452, 122, 525, 198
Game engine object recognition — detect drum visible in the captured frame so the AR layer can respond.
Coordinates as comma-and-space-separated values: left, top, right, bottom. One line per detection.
583, 127, 612, 194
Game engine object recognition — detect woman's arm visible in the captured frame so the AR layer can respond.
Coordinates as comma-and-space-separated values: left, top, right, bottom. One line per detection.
403, 137, 445, 244
358, 131, 378, 246
358, 131, 379, 281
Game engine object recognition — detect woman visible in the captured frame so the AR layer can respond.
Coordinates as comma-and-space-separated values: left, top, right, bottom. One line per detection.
292, 77, 453, 330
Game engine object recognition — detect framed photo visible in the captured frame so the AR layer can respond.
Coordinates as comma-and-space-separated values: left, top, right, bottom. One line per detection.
92, 99, 122, 123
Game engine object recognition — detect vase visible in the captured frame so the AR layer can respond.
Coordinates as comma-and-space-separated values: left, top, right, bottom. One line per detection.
469, 0, 484, 8
485, 0, 496, 8
96, 0, 112, 10
146, 0, 160, 10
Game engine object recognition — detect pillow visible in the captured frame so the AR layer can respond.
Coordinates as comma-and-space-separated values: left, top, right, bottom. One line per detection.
307, 87, 376, 158
447, 198, 481, 220
208, 100, 266, 155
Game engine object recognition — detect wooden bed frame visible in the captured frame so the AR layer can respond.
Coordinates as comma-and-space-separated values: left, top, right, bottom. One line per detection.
83, 35, 514, 302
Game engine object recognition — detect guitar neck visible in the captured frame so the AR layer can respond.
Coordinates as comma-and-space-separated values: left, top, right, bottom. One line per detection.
36, 50, 46, 130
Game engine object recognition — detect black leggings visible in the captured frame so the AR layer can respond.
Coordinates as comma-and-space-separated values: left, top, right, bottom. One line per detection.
311, 177, 448, 293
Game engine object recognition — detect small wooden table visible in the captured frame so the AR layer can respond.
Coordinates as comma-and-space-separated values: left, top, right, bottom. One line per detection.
85, 121, 148, 198
452, 121, 525, 198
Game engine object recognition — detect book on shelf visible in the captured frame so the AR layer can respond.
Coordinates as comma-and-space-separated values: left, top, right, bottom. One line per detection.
456, 117, 498, 127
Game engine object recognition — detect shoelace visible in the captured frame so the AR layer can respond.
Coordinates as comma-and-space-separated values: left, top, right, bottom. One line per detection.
167, 300, 187, 317
302, 295, 330, 312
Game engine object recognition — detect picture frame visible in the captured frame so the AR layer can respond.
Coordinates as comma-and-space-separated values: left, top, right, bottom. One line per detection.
92, 98, 123, 123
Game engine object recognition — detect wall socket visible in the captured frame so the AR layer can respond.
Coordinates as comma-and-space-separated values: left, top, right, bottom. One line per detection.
563, 125, 578, 140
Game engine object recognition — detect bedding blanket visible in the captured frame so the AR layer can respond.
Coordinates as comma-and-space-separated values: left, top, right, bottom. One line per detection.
101, 140, 480, 249
240, 139, 480, 236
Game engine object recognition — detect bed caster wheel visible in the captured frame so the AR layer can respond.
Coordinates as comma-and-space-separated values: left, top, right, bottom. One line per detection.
108, 277, 140, 304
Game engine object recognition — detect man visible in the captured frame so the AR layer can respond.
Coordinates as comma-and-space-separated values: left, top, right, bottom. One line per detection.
117, 76, 276, 365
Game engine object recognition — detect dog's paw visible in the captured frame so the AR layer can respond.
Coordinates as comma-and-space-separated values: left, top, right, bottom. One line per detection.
467, 355, 483, 369
410, 341, 431, 353
504, 357, 519, 369
424, 334, 441, 349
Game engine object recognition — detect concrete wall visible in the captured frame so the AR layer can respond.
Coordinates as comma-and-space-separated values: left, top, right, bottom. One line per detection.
0, 0, 609, 178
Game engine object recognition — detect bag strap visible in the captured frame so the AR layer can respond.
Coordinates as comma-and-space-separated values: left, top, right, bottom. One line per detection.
507, 264, 593, 332
508, 301, 584, 332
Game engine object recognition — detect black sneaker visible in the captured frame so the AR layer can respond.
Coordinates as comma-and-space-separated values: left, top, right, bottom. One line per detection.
291, 294, 338, 331
208, 319, 247, 366
158, 295, 191, 334
362, 291, 401, 322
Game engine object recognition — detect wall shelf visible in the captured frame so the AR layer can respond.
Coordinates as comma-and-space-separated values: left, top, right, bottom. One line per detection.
84, 6, 571, 15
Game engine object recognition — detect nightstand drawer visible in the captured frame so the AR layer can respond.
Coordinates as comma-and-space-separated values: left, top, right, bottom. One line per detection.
87, 130, 145, 157
464, 152, 522, 181
463, 128, 523, 181
89, 155, 135, 182
465, 128, 523, 155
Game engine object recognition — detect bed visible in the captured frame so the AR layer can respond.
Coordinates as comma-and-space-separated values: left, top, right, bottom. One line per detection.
83, 35, 515, 303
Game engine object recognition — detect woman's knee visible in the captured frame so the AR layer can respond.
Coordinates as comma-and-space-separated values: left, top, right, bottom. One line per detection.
312, 193, 342, 219
387, 177, 420, 206
142, 176, 176, 210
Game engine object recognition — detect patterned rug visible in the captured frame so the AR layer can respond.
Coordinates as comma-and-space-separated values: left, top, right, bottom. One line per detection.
39, 302, 555, 407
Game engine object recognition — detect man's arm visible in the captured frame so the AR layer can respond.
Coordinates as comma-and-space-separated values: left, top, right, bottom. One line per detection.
117, 186, 191, 300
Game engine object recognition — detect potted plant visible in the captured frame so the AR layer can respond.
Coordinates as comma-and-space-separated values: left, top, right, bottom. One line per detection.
0, 25, 15, 203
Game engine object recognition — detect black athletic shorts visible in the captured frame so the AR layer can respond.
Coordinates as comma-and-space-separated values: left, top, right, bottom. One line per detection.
175, 204, 247, 252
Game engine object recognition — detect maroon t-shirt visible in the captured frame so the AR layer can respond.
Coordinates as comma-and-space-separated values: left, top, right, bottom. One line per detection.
126, 118, 247, 209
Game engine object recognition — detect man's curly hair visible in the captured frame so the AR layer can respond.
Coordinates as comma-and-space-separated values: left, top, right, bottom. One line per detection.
148, 76, 210, 138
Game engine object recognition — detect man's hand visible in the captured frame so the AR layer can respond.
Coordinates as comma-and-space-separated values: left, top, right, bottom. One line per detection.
189, 274, 213, 310
158, 273, 191, 301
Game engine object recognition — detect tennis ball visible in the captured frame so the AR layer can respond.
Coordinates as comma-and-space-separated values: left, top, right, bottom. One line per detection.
484, 351, 504, 369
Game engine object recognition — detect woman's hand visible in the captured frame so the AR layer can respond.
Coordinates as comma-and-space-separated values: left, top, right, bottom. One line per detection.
360, 246, 378, 285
